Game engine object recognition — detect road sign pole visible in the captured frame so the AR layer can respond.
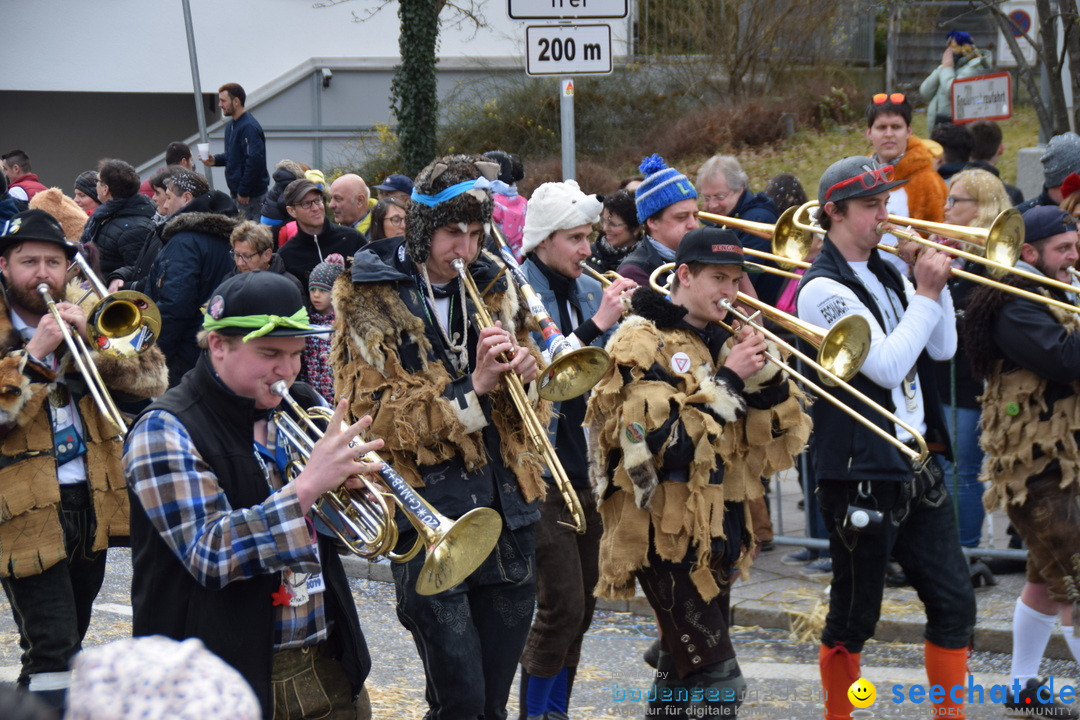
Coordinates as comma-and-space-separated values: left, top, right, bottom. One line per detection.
560, 78, 575, 181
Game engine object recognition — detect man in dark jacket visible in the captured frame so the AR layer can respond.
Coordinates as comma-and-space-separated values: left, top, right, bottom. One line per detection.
796, 156, 975, 720
696, 154, 783, 305
145, 175, 240, 386
125, 271, 377, 719
1015, 132, 1080, 214
80, 159, 155, 275
277, 179, 364, 286
618, 155, 699, 287
203, 83, 269, 220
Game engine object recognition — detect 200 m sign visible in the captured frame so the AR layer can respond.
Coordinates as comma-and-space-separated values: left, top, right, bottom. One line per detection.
525, 24, 612, 76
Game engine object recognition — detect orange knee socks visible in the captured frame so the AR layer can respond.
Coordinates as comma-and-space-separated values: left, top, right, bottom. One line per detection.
819, 643, 860, 720
924, 640, 968, 719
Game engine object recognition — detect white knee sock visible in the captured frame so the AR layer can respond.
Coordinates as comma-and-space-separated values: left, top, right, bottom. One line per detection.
1012, 599, 1057, 684
1062, 626, 1080, 668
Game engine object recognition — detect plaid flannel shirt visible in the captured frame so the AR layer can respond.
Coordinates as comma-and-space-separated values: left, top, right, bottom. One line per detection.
124, 409, 328, 650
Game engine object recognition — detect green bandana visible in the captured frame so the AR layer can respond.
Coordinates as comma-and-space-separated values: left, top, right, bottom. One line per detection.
202, 308, 314, 342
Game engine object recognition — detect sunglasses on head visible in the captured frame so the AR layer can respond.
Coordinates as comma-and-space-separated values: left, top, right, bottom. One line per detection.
825, 165, 894, 202
872, 92, 906, 105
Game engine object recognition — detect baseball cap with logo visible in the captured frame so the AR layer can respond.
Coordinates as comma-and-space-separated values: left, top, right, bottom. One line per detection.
818, 156, 908, 206
203, 271, 325, 341
674, 226, 744, 267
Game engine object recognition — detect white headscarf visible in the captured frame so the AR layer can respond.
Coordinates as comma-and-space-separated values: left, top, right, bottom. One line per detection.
520, 179, 602, 255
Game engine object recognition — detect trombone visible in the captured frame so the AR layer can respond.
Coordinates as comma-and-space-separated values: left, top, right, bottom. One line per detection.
649, 263, 928, 468
791, 203, 1080, 315
486, 227, 610, 402
578, 261, 637, 315
38, 284, 127, 435
271, 381, 503, 595
35, 253, 162, 435
699, 206, 815, 270
452, 257, 588, 534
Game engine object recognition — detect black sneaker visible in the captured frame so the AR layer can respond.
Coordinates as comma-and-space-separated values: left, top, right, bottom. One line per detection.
1005, 677, 1080, 718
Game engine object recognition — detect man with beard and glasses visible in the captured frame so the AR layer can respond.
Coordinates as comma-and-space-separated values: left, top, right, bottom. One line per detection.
0, 210, 167, 711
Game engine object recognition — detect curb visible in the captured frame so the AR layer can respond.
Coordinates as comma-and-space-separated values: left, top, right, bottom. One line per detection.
341, 556, 1073, 660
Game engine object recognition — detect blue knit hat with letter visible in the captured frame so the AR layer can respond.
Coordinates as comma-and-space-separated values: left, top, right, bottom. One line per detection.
634, 154, 697, 224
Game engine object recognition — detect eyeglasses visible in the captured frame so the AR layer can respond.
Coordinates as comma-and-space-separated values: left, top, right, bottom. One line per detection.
824, 165, 894, 202
701, 191, 734, 203
292, 198, 322, 210
387, 215, 406, 226
601, 217, 627, 229
231, 249, 266, 263
872, 92, 906, 105
945, 195, 977, 208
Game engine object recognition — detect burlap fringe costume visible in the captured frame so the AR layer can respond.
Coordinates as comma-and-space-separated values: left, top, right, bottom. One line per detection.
586, 313, 811, 603
331, 272, 549, 503
979, 297, 1080, 510
0, 294, 168, 578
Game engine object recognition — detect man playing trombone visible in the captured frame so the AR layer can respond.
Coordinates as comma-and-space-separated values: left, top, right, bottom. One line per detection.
586, 226, 811, 718
794, 157, 975, 720
963, 206, 1080, 717
331, 154, 545, 720
124, 271, 377, 719
0, 210, 167, 710
516, 179, 636, 719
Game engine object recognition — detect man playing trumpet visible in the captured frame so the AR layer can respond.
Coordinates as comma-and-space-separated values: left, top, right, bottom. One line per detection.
0, 210, 167, 710
516, 179, 636, 719
331, 154, 545, 720
125, 271, 377, 719
586, 226, 811, 718
795, 157, 974, 720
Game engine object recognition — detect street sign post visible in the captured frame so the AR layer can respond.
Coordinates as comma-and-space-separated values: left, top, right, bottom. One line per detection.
951, 72, 1012, 123
508, 0, 627, 20
525, 24, 612, 76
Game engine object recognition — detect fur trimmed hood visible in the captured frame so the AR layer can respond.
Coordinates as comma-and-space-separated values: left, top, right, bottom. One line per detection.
161, 210, 240, 245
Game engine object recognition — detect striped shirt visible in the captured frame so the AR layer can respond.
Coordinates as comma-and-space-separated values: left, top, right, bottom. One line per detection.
124, 409, 328, 650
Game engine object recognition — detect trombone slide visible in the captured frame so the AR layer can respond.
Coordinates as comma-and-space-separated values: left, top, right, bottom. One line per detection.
452, 258, 588, 534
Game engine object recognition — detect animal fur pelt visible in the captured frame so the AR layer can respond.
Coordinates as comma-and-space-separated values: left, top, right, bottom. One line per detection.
29, 187, 89, 240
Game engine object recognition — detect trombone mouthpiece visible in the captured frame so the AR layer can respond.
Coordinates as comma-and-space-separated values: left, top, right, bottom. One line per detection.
270, 380, 289, 397
36, 283, 50, 295
451, 258, 466, 271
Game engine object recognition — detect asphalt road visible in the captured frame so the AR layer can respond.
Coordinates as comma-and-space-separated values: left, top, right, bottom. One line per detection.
1, 549, 1076, 718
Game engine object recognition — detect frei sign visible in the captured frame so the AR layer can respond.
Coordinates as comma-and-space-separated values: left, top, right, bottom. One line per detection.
507, 0, 628, 20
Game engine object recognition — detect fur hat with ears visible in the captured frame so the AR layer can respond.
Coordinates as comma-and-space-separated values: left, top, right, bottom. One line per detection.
405, 154, 499, 264
28, 187, 89, 240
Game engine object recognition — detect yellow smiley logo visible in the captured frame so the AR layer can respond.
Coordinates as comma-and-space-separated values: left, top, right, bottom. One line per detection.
848, 677, 877, 708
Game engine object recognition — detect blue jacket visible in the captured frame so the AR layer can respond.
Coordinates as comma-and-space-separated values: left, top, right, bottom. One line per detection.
145, 192, 240, 386
214, 111, 269, 198
522, 257, 614, 449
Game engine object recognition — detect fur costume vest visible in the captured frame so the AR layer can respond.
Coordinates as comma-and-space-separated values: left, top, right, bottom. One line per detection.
585, 288, 810, 602
969, 283, 1080, 509
331, 240, 547, 530
0, 291, 167, 577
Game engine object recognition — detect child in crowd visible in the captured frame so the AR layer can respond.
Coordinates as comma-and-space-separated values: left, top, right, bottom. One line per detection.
300, 253, 345, 402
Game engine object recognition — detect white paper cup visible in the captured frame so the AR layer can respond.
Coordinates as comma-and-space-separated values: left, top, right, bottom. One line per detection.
197, 143, 210, 161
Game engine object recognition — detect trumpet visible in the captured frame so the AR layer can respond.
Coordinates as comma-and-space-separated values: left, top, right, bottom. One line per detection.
270, 381, 503, 596
578, 261, 637, 315
487, 227, 610, 402
649, 263, 928, 468
452, 257, 587, 534
791, 203, 1080, 316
